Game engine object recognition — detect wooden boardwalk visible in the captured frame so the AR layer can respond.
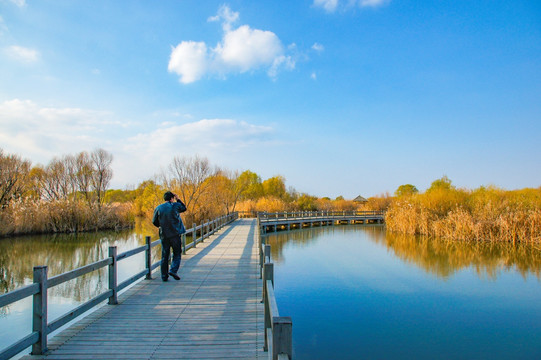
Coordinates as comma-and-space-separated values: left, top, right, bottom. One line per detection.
22, 219, 265, 360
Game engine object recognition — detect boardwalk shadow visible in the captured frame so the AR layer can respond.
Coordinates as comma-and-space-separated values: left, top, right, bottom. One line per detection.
183, 223, 236, 267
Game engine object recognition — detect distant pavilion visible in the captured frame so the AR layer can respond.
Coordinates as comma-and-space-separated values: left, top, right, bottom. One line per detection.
353, 195, 368, 203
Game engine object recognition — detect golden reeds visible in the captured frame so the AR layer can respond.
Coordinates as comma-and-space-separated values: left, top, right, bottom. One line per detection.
0, 199, 133, 237
386, 186, 541, 243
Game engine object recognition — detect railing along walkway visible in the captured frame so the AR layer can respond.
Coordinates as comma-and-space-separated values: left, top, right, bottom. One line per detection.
259, 211, 384, 234
20, 218, 265, 359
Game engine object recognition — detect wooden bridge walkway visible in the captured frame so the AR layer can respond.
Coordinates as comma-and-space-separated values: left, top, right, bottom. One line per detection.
22, 218, 265, 360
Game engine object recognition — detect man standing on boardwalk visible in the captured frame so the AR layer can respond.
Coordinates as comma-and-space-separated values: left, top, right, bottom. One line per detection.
152, 191, 187, 282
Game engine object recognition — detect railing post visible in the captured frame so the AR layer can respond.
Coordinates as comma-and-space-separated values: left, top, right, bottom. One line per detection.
263, 262, 274, 351
273, 317, 293, 360
32, 266, 48, 355
264, 244, 271, 262
145, 236, 152, 280
262, 261, 274, 303
201, 222, 204, 242
259, 247, 264, 279
182, 233, 186, 255
193, 224, 197, 248
108, 246, 118, 305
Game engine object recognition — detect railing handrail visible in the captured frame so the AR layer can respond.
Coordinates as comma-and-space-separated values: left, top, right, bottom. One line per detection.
0, 212, 239, 360
258, 215, 293, 360
259, 210, 384, 220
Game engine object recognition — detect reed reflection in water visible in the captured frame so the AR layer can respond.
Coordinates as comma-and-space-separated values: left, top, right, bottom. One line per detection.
0, 218, 160, 355
265, 225, 541, 360
268, 225, 541, 280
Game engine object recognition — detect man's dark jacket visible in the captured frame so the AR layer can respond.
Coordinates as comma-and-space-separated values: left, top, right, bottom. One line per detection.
152, 199, 187, 239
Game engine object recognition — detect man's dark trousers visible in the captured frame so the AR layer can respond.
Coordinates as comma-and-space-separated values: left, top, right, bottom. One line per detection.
161, 235, 181, 280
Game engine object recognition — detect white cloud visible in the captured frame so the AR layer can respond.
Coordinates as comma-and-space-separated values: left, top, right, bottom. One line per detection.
0, 99, 120, 164
313, 0, 389, 12
168, 5, 294, 84
208, 4, 239, 32
311, 72, 317, 80
215, 25, 284, 73
5, 45, 40, 63
359, 0, 388, 7
7, 0, 26, 7
313, 0, 339, 12
312, 43, 325, 52
118, 118, 275, 186
168, 41, 209, 84
0, 99, 279, 188
125, 118, 273, 156
268, 55, 295, 78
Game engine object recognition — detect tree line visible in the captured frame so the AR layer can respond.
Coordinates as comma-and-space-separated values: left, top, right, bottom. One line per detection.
2, 148, 539, 243
0, 149, 367, 237
0, 148, 130, 236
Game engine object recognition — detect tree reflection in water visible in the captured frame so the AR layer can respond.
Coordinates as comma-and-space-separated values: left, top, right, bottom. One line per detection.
264, 225, 541, 280
0, 218, 160, 317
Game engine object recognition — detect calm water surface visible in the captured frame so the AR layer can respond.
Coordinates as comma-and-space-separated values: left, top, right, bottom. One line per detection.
2, 223, 540, 359
266, 225, 541, 360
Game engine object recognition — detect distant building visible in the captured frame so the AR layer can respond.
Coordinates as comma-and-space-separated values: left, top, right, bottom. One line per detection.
353, 195, 368, 203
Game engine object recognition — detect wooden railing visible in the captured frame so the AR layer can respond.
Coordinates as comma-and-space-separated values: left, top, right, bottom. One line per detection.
258, 216, 293, 360
0, 212, 238, 360
259, 210, 384, 235
259, 210, 385, 222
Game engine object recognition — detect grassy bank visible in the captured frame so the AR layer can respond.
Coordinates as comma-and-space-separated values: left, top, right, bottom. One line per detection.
385, 182, 541, 243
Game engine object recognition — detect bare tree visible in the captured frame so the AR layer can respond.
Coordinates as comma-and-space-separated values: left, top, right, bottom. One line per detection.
41, 156, 72, 201
164, 155, 215, 212
90, 148, 113, 210
0, 149, 31, 207
74, 151, 94, 205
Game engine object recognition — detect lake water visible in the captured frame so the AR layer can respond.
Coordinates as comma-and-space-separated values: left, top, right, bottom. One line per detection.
1, 222, 540, 359
0, 219, 161, 358
265, 225, 541, 360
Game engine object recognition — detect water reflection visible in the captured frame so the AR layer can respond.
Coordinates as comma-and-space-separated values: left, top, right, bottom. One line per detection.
265, 225, 541, 280
265, 225, 541, 360
0, 217, 160, 316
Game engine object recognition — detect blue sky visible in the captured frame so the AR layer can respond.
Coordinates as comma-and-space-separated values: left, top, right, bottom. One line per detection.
0, 0, 540, 198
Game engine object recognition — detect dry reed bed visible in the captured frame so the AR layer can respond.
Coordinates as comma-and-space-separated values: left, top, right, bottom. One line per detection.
0, 200, 134, 237
385, 188, 541, 243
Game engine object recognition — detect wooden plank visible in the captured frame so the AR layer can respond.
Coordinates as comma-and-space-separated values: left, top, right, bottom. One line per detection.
21, 218, 265, 360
